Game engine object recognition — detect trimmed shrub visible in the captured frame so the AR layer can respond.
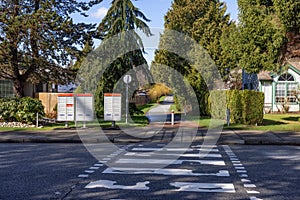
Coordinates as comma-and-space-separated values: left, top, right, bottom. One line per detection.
0, 97, 44, 123
242, 90, 264, 125
208, 90, 227, 119
208, 90, 264, 125
227, 90, 243, 124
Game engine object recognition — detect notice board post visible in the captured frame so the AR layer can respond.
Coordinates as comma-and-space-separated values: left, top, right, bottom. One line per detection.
104, 93, 121, 128
57, 94, 75, 128
75, 94, 94, 128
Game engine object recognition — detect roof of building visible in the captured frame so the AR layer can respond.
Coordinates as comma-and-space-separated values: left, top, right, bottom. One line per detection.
258, 70, 273, 81
288, 61, 300, 74
258, 61, 300, 81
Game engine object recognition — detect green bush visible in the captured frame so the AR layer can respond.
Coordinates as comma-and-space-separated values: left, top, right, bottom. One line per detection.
208, 90, 264, 125
208, 90, 227, 119
129, 103, 143, 115
228, 90, 243, 124
242, 90, 264, 125
0, 97, 44, 123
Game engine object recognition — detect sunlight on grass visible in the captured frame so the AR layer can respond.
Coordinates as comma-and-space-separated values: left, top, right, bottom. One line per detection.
197, 114, 300, 131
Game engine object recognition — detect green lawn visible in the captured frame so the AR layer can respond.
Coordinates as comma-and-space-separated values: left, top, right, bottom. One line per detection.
0, 116, 149, 131
137, 103, 157, 114
198, 114, 300, 131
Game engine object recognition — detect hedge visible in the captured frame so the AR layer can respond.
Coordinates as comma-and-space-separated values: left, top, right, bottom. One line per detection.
0, 97, 44, 123
208, 90, 264, 125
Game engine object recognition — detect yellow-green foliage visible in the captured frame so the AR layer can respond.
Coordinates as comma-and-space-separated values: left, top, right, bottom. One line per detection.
148, 84, 171, 102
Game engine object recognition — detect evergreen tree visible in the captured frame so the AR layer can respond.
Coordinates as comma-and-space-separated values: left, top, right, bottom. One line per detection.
273, 0, 300, 62
237, 0, 285, 73
153, 0, 231, 115
83, 0, 152, 116
236, 0, 300, 73
0, 0, 102, 97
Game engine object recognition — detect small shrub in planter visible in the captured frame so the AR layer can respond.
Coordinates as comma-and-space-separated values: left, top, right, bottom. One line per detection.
0, 97, 44, 123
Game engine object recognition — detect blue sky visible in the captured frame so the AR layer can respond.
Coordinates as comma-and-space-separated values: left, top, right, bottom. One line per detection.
73, 0, 238, 64
75, 0, 238, 27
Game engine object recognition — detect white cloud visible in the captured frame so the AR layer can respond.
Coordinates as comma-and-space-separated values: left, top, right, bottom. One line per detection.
91, 7, 108, 19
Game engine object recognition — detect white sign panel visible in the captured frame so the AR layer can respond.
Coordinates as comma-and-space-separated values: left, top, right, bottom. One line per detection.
57, 94, 75, 121
104, 93, 121, 121
76, 94, 94, 121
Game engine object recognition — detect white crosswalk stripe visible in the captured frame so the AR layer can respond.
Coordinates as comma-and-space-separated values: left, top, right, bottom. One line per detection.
83, 144, 261, 199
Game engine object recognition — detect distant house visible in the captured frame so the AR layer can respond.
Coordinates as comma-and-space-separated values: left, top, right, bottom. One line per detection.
258, 62, 300, 113
0, 79, 62, 98
242, 63, 300, 113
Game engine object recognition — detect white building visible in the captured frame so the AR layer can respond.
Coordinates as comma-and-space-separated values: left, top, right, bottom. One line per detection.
258, 62, 300, 113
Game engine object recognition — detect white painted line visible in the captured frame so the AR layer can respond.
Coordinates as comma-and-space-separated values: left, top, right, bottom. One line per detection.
94, 163, 104, 167
124, 152, 222, 158
232, 161, 241, 163
235, 167, 245, 170
241, 179, 251, 182
85, 180, 150, 190
78, 174, 89, 178
103, 158, 111, 161
237, 170, 247, 173
85, 170, 95, 174
227, 154, 236, 156
199, 149, 219, 152
247, 190, 260, 194
193, 145, 217, 148
107, 155, 115, 158
233, 164, 243, 166
116, 158, 225, 166
239, 174, 249, 177
170, 182, 235, 193
131, 148, 193, 152
131, 148, 163, 151
244, 184, 257, 188
250, 196, 263, 200
101, 161, 108, 163
89, 167, 100, 170
103, 168, 230, 177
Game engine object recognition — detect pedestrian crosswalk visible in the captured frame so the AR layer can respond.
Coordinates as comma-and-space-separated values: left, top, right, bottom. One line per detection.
80, 144, 262, 199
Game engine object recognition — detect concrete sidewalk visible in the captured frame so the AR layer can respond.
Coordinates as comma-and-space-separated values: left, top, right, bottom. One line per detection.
0, 122, 300, 145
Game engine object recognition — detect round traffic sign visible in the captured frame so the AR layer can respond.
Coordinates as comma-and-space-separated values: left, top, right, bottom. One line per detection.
123, 74, 132, 84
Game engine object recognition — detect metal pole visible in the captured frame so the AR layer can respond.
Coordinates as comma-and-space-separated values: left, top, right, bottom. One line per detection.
171, 110, 174, 126
126, 82, 128, 124
36, 113, 38, 127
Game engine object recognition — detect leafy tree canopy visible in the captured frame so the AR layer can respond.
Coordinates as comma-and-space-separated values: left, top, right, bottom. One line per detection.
0, 0, 102, 97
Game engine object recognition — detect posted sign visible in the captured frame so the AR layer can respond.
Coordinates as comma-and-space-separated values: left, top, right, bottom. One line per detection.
57, 94, 75, 121
104, 93, 121, 121
76, 94, 94, 121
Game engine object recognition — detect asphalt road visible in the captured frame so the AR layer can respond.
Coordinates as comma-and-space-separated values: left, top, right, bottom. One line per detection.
0, 143, 299, 200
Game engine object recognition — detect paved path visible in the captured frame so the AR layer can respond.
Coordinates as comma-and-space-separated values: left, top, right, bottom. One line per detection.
146, 96, 181, 123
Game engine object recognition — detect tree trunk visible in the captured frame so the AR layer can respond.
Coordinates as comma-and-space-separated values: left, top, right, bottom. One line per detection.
13, 79, 25, 97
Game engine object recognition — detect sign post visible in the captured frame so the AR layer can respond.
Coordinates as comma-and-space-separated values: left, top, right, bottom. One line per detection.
123, 75, 132, 124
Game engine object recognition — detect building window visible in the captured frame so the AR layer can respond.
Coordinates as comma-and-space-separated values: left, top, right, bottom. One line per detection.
287, 83, 298, 103
275, 83, 285, 103
0, 80, 14, 98
278, 73, 295, 81
275, 73, 298, 104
